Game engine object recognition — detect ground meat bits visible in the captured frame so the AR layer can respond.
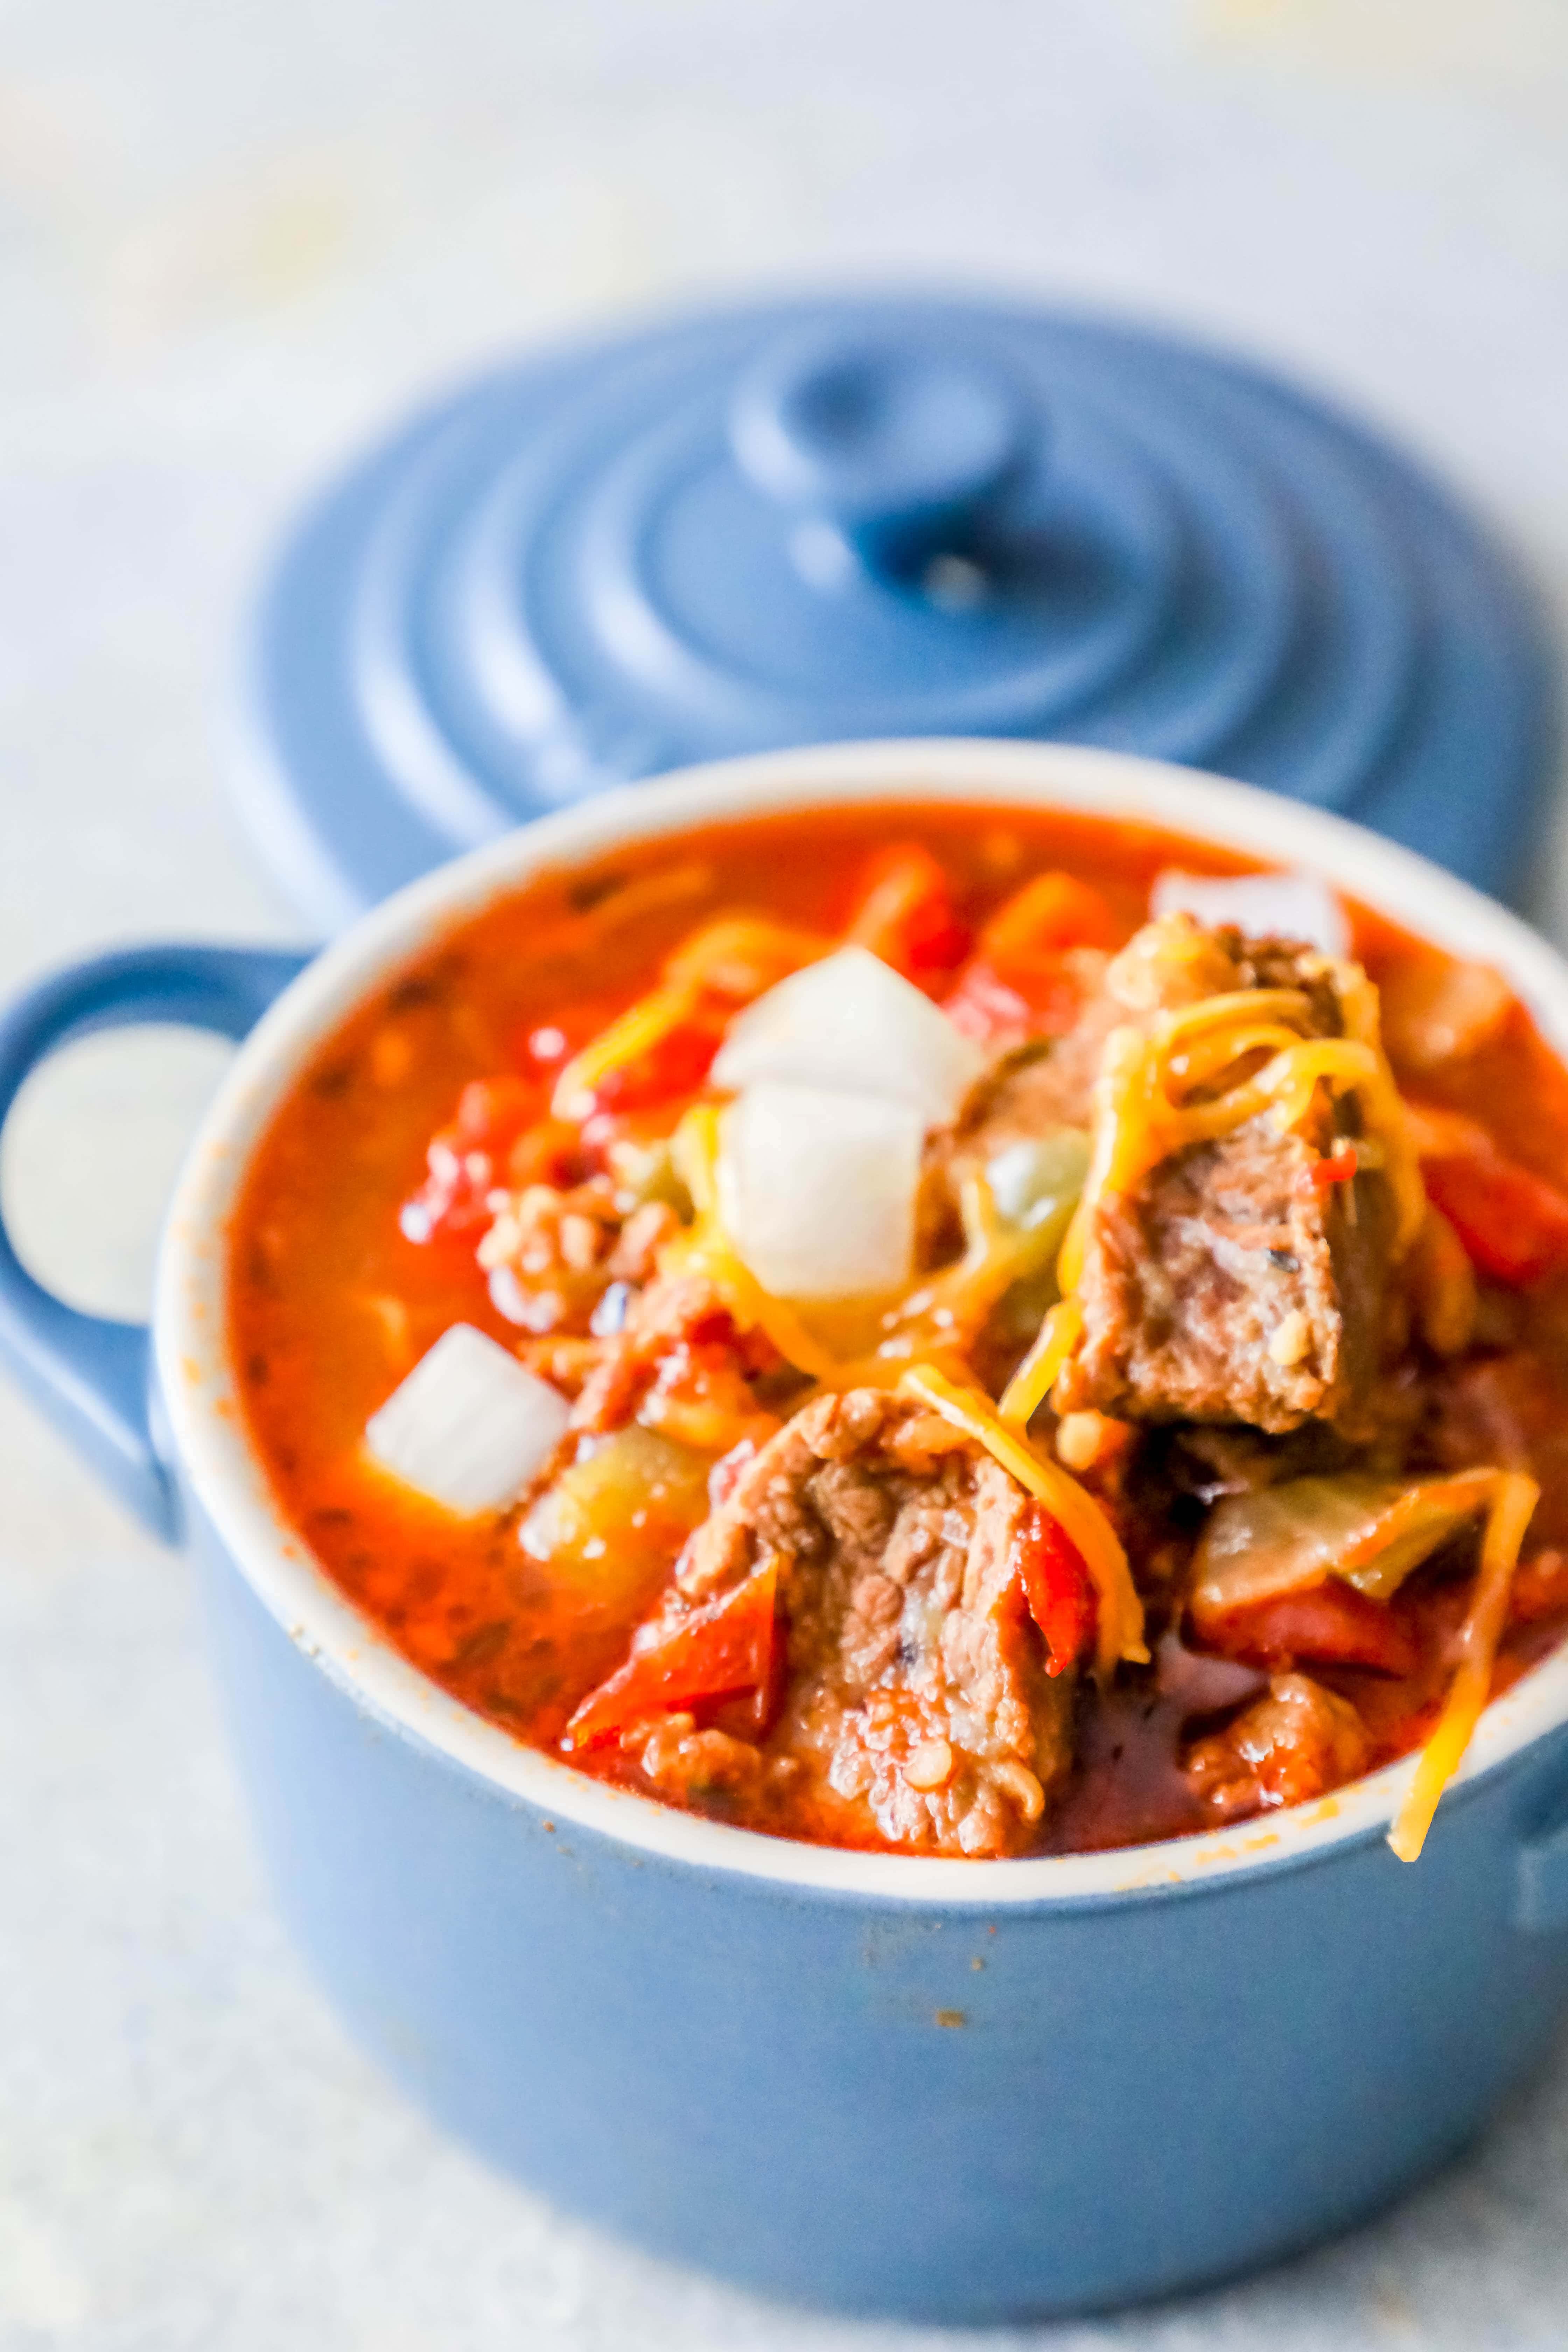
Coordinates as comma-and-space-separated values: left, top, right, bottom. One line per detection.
668, 1390, 1075, 1856
478, 1177, 677, 1335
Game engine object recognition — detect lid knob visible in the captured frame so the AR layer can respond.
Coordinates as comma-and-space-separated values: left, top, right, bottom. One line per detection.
729, 328, 1038, 589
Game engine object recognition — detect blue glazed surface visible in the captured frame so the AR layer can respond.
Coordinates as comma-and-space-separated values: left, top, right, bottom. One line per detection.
0, 944, 308, 1536
240, 295, 1555, 927
194, 1490, 1568, 2321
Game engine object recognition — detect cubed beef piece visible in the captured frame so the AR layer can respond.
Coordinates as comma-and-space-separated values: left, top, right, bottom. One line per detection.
1184, 1672, 1369, 1822
1050, 919, 1396, 1435
669, 1390, 1075, 1855
1057, 1111, 1394, 1434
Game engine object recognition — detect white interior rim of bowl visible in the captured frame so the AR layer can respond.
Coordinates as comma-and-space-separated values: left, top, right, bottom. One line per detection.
157, 738, 1568, 1904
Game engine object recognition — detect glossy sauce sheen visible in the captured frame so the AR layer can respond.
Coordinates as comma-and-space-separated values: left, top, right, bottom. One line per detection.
229, 806, 1568, 1854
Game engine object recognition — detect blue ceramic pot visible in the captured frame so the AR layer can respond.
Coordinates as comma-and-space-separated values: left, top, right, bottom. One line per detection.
4, 742, 1568, 2322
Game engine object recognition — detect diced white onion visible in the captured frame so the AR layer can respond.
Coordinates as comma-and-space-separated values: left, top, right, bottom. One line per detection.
1150, 869, 1350, 959
718, 1083, 924, 1298
985, 1129, 1091, 1228
1189, 1472, 1490, 1624
364, 1323, 570, 1515
710, 944, 983, 1129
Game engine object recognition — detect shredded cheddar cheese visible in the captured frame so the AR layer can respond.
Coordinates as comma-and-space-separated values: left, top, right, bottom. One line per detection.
552, 982, 697, 1122
999, 1298, 1084, 1430
664, 1108, 985, 1391
880, 1169, 1069, 1362
675, 1226, 848, 1384
899, 1363, 1147, 1679
670, 1099, 721, 1221
1334, 1470, 1500, 1601
1336, 966, 1427, 1249
1387, 1471, 1538, 1863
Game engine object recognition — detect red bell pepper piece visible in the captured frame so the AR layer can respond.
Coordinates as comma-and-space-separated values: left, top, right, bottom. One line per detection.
1421, 1150, 1568, 1288
562, 1562, 780, 1751
844, 843, 972, 988
944, 872, 1121, 1046
1008, 1504, 1097, 1676
981, 870, 1121, 962
1196, 1580, 1417, 1677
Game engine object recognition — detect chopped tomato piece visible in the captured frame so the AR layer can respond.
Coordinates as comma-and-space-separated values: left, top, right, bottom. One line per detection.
1421, 1150, 1568, 1288
455, 1075, 537, 1139
561, 1562, 780, 1751
1008, 1504, 1096, 1675
980, 870, 1121, 964
943, 872, 1120, 1046
1196, 1580, 1417, 1677
844, 842, 972, 987
400, 1074, 542, 1243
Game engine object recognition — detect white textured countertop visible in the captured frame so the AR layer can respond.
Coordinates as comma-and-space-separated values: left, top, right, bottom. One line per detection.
3, 4, 1568, 2344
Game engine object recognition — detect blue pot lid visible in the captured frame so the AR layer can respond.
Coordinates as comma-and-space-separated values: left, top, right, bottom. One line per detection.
241, 293, 1555, 926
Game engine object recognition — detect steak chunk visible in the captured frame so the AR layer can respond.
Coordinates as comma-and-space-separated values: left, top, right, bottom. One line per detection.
673, 1390, 1075, 1855
1054, 918, 1397, 1436
1057, 1113, 1393, 1434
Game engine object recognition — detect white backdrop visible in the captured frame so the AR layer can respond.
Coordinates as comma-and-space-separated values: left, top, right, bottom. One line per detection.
2, 4, 1567, 2345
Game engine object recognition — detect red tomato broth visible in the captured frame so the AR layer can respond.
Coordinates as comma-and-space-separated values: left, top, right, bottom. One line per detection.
228, 803, 1568, 1855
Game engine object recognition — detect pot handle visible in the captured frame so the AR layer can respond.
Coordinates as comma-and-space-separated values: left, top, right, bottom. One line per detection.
0, 944, 310, 1544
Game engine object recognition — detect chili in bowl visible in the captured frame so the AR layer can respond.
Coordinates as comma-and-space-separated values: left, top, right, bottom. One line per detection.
232, 774, 1568, 1868
4, 740, 1568, 2320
